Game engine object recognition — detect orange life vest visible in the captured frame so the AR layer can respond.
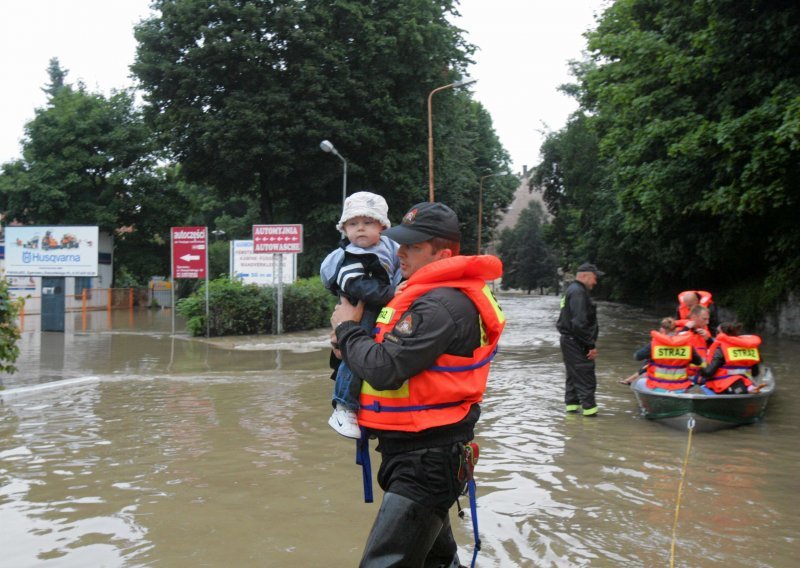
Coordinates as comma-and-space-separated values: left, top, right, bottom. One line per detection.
674, 318, 711, 370
704, 333, 761, 393
677, 290, 713, 320
358, 255, 506, 433
645, 330, 694, 391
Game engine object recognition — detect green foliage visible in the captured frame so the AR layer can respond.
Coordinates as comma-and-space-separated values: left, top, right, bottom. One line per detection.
1, 84, 155, 231
114, 267, 143, 288
496, 201, 558, 293
133, 0, 514, 275
0, 279, 23, 374
177, 276, 273, 336
717, 278, 785, 330
532, 0, 800, 308
0, 67, 192, 286
282, 277, 337, 332
177, 276, 334, 337
42, 57, 68, 99
208, 240, 230, 279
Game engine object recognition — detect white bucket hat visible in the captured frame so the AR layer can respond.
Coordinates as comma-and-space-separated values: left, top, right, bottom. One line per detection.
336, 191, 391, 232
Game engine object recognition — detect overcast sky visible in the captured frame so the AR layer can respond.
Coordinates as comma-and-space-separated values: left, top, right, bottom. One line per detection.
0, 0, 606, 172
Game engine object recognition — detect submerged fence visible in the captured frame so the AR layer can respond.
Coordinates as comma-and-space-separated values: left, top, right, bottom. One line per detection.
17, 287, 155, 332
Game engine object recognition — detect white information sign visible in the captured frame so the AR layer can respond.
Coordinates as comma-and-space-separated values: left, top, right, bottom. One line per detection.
5, 226, 99, 276
230, 240, 297, 285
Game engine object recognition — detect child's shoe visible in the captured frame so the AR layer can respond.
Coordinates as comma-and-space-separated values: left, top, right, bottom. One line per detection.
328, 406, 361, 439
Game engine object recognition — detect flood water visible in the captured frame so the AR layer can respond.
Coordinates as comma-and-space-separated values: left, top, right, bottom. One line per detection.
1, 295, 798, 567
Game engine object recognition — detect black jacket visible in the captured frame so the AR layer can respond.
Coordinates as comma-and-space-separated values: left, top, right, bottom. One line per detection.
556, 280, 598, 351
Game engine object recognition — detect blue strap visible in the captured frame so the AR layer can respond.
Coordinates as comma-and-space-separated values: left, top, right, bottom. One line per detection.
356, 428, 373, 503
360, 400, 464, 413
468, 478, 481, 568
429, 346, 498, 372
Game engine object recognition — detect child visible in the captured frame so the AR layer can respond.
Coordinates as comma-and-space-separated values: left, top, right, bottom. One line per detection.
620, 317, 677, 385
320, 192, 401, 438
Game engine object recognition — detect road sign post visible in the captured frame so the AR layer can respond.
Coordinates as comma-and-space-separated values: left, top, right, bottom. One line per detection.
252, 224, 303, 334
171, 227, 209, 336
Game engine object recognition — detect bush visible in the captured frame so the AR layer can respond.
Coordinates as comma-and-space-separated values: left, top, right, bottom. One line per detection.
0, 279, 23, 374
177, 276, 335, 337
282, 277, 337, 332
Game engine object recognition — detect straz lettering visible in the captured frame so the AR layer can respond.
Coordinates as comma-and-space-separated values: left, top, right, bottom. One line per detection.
654, 346, 690, 359
726, 347, 759, 362
376, 307, 394, 324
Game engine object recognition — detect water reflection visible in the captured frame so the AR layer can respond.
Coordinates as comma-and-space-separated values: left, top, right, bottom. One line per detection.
0, 297, 798, 566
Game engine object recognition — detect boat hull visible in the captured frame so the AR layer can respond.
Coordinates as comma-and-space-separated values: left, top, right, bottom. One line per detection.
631, 368, 775, 432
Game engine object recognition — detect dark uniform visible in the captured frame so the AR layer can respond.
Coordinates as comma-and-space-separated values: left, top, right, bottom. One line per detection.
557, 280, 599, 411
336, 287, 481, 567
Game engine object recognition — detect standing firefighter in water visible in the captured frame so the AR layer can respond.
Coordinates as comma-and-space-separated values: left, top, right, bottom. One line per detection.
330, 202, 506, 567
557, 263, 604, 416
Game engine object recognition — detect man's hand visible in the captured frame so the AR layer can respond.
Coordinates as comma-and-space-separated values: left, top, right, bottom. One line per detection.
331, 299, 365, 331
587, 348, 598, 361
329, 330, 342, 359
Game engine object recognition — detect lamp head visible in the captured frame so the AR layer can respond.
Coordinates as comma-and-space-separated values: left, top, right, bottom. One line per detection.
453, 76, 477, 88
320, 140, 335, 153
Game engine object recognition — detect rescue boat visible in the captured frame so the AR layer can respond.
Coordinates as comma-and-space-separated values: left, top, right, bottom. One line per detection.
630, 367, 775, 432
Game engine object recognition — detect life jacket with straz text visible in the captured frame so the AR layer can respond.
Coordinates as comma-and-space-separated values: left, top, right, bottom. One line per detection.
646, 330, 694, 391
704, 332, 761, 393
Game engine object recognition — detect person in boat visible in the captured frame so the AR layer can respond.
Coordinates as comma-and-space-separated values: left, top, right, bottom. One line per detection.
620, 317, 677, 384
676, 290, 719, 330
697, 322, 761, 394
330, 202, 506, 567
641, 327, 705, 392
320, 192, 401, 439
675, 305, 714, 368
557, 262, 604, 416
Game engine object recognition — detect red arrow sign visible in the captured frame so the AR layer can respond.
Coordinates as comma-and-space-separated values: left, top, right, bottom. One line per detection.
172, 226, 207, 278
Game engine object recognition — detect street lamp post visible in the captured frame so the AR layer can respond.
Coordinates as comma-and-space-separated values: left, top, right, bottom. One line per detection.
320, 139, 348, 208
477, 173, 506, 254
427, 77, 477, 202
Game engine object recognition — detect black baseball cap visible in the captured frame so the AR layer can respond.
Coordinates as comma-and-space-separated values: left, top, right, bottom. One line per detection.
382, 202, 461, 244
577, 262, 605, 276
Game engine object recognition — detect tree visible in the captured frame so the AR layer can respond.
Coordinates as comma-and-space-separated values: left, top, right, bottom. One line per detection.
535, 0, 800, 310
497, 201, 557, 293
0, 68, 189, 285
41, 57, 68, 99
531, 112, 604, 270
132, 0, 514, 274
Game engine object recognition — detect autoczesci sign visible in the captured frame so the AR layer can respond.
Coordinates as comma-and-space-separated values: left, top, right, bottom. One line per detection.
172, 226, 207, 279
5, 226, 99, 277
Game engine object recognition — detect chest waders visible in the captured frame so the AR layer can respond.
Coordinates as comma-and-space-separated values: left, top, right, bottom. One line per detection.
355, 346, 496, 568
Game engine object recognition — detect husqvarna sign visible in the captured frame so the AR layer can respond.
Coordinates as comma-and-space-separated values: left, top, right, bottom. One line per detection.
5, 226, 99, 276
